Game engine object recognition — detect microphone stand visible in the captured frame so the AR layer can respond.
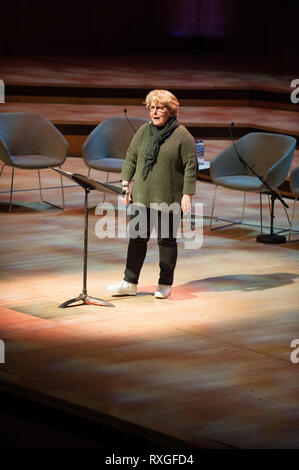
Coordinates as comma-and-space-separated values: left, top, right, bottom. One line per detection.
229, 123, 289, 244
123, 108, 137, 133
53, 169, 125, 308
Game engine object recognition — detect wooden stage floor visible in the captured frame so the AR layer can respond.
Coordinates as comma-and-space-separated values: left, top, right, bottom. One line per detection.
0, 157, 299, 449
0, 53, 299, 449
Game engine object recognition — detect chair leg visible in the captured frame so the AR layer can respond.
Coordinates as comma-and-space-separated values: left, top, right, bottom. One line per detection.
0, 164, 6, 207
103, 171, 109, 203
209, 185, 218, 230
38, 169, 43, 201
241, 192, 246, 222
259, 191, 263, 234
38, 169, 63, 210
9, 167, 15, 212
210, 185, 245, 230
288, 197, 297, 241
59, 165, 65, 209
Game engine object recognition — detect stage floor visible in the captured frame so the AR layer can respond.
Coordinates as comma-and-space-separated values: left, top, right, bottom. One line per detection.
0, 157, 299, 449
0, 52, 299, 449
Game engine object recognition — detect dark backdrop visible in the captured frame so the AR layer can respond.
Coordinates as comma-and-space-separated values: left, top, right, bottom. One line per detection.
0, 0, 298, 68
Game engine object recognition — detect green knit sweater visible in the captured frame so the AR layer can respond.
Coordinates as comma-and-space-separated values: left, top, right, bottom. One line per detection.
121, 123, 197, 207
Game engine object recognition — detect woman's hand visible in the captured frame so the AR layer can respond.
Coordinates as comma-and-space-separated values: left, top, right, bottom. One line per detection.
181, 194, 192, 213
121, 181, 131, 205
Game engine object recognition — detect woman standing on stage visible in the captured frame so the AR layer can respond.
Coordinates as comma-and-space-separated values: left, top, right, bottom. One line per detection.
107, 89, 197, 299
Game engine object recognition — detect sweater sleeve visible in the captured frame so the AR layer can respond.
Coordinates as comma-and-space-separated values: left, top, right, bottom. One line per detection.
120, 125, 145, 182
181, 130, 198, 195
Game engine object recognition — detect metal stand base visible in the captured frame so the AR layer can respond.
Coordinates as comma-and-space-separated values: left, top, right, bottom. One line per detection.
256, 233, 286, 244
59, 292, 114, 308
52, 172, 126, 310
57, 187, 115, 309
256, 194, 287, 244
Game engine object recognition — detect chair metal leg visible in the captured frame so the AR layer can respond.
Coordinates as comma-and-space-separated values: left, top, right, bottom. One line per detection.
59, 165, 65, 209
9, 167, 15, 212
259, 191, 263, 234
241, 192, 246, 222
38, 169, 43, 200
102, 171, 109, 203
210, 186, 247, 230
2, 166, 65, 211
38, 169, 64, 210
209, 185, 218, 230
288, 197, 297, 241
210, 186, 289, 234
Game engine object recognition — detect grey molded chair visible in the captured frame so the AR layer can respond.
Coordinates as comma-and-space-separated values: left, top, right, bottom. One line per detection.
210, 132, 296, 232
0, 112, 69, 211
82, 116, 148, 184
288, 166, 299, 240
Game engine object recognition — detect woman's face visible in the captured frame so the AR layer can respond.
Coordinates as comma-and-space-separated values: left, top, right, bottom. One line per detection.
149, 102, 171, 127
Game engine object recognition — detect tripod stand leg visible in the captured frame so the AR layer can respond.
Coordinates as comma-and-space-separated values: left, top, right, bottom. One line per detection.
84, 295, 114, 307
58, 293, 114, 308
58, 294, 86, 308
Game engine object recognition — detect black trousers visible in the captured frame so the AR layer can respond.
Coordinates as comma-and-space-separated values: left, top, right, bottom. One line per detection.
124, 207, 180, 286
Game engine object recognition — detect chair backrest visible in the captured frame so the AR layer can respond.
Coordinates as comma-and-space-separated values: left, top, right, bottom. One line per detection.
211, 132, 296, 186
0, 112, 68, 163
236, 133, 296, 178
82, 116, 148, 163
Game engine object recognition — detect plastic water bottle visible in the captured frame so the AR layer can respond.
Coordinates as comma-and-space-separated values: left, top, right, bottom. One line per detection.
196, 139, 205, 165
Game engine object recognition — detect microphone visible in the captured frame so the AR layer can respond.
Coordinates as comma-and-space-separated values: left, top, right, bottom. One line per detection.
124, 108, 137, 134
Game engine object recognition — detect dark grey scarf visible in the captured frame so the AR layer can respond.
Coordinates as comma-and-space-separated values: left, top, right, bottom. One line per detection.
142, 117, 178, 180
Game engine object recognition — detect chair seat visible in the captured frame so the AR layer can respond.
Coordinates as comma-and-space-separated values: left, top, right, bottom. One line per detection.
88, 158, 124, 172
11, 155, 63, 169
214, 175, 266, 191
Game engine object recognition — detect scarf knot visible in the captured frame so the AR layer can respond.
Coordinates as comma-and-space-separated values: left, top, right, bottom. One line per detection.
142, 117, 178, 180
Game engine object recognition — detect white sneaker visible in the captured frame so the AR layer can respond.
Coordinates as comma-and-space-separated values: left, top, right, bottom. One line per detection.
154, 284, 171, 299
107, 280, 137, 296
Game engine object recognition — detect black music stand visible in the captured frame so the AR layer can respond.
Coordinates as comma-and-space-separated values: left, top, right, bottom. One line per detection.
53, 168, 125, 308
